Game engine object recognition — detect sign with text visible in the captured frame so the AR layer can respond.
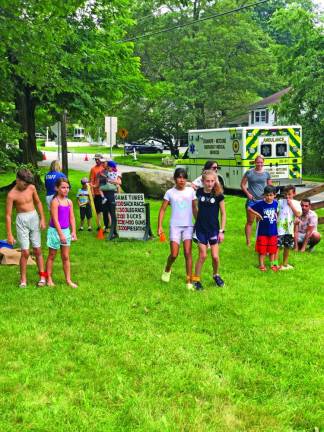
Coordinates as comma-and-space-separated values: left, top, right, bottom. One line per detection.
115, 193, 146, 239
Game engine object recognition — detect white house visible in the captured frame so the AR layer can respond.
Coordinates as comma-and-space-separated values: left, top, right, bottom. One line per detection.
227, 88, 290, 127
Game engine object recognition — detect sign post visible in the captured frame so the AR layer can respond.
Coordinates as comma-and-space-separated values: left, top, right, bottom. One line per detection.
105, 116, 118, 159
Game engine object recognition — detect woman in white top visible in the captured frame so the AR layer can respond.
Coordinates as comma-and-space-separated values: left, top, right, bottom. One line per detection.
192, 161, 219, 190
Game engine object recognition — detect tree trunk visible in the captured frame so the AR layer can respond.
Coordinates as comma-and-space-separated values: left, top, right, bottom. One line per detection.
15, 83, 38, 166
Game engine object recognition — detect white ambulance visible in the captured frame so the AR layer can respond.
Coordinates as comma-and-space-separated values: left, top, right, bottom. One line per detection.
179, 126, 302, 189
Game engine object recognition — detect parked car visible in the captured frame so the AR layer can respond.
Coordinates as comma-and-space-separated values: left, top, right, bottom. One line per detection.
35, 132, 45, 139
125, 141, 164, 154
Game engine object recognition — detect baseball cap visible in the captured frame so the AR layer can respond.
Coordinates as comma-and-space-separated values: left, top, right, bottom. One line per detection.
108, 160, 117, 169
94, 153, 103, 160
81, 177, 89, 184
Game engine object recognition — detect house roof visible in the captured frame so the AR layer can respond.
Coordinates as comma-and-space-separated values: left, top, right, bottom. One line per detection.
249, 88, 290, 110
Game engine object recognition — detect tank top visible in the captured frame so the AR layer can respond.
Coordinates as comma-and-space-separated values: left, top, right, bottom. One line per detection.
49, 198, 71, 229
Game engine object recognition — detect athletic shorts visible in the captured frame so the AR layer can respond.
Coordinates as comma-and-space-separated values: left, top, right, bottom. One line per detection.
255, 235, 278, 255
80, 204, 92, 220
278, 234, 294, 249
47, 226, 71, 250
94, 195, 103, 213
46, 194, 54, 210
246, 199, 258, 208
169, 226, 193, 244
16, 210, 41, 250
195, 230, 219, 246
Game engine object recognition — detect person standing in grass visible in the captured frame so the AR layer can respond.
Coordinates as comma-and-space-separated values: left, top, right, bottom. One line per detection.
158, 168, 197, 290
241, 155, 272, 246
76, 177, 92, 232
6, 168, 47, 287
276, 185, 302, 270
192, 170, 226, 290
44, 160, 66, 210
248, 185, 278, 271
46, 178, 78, 288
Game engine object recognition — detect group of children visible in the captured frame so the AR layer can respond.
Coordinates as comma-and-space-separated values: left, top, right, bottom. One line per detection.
158, 168, 304, 291
4, 163, 311, 289
6, 168, 77, 288
158, 167, 226, 291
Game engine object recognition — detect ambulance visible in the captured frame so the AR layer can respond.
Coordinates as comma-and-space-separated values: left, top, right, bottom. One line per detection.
179, 126, 302, 189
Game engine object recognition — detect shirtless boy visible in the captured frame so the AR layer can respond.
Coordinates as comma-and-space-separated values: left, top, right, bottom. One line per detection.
6, 168, 47, 287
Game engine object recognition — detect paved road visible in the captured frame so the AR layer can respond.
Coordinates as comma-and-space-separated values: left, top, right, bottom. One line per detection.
39, 150, 324, 202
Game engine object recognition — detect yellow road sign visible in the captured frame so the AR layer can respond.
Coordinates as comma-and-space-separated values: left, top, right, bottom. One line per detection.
118, 128, 128, 139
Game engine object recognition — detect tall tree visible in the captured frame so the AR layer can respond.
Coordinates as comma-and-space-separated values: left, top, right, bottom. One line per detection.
271, 6, 324, 168
0, 0, 141, 166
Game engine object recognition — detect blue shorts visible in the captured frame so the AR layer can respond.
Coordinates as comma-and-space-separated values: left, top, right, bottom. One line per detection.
196, 231, 219, 246
47, 226, 71, 249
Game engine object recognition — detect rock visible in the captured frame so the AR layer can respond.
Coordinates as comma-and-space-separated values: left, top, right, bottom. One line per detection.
122, 171, 174, 199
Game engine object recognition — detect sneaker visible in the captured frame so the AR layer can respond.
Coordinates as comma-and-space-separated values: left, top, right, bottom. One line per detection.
308, 246, 315, 253
161, 270, 171, 283
102, 198, 107, 204
186, 282, 195, 291
279, 264, 294, 271
87, 227, 92, 232
270, 265, 279, 272
193, 281, 204, 291
213, 274, 225, 287
78, 227, 84, 231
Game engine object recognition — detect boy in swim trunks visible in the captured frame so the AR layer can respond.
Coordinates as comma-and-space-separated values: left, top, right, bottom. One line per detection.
6, 168, 47, 287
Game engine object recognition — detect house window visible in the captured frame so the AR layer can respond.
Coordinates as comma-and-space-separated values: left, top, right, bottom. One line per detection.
254, 110, 268, 123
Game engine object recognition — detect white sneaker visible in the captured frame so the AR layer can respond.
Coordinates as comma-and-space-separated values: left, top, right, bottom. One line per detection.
161, 270, 171, 283
186, 282, 194, 291
279, 264, 294, 271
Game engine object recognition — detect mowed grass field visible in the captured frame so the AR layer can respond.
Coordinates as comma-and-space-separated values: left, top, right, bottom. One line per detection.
0, 169, 323, 431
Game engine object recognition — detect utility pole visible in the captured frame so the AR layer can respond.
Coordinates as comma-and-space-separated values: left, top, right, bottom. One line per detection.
61, 110, 68, 176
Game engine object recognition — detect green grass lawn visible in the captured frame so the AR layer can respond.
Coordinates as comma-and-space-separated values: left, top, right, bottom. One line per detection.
115, 154, 183, 169
0, 171, 323, 431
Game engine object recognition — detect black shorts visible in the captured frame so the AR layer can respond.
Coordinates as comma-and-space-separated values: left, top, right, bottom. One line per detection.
277, 234, 294, 249
94, 195, 103, 213
196, 230, 219, 246
80, 204, 92, 220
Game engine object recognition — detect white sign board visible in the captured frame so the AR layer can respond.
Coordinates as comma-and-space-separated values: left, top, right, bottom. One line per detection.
105, 116, 118, 147
115, 193, 146, 239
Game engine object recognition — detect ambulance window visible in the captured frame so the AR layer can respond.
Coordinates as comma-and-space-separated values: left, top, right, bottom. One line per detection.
276, 143, 287, 156
260, 144, 272, 157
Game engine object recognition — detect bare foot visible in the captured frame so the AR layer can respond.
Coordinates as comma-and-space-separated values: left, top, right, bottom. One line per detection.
47, 279, 55, 287
67, 281, 78, 288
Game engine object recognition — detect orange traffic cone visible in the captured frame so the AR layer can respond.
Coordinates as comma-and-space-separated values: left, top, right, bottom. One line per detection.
84, 154, 89, 161
96, 228, 105, 240
42, 152, 46, 160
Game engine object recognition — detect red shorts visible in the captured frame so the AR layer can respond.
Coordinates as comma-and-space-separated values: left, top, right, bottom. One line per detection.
255, 235, 278, 255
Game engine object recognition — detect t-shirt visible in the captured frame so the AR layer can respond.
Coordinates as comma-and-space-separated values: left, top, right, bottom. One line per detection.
90, 165, 104, 195
298, 210, 318, 234
192, 175, 203, 188
277, 198, 302, 235
44, 171, 66, 196
76, 188, 90, 206
244, 169, 271, 200
163, 187, 196, 227
251, 200, 278, 236
195, 188, 224, 234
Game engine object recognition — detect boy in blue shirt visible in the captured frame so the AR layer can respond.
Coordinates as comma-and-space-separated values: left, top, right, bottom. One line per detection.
248, 186, 278, 271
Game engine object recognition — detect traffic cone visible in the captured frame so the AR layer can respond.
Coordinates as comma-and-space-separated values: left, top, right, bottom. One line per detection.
96, 228, 105, 240
84, 154, 89, 161
42, 152, 46, 160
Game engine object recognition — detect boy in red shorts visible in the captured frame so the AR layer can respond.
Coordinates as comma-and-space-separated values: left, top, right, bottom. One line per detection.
248, 185, 278, 271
